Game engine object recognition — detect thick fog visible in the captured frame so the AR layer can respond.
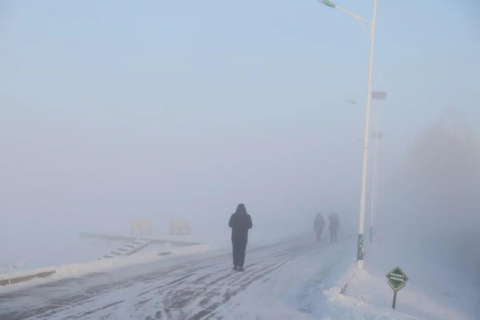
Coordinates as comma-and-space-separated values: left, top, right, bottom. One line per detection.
379, 110, 480, 274
0, 0, 479, 272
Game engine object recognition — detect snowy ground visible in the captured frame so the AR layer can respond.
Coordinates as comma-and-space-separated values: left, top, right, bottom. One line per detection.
318, 239, 480, 320
0, 235, 478, 320
0, 242, 213, 288
0, 230, 290, 276
0, 236, 354, 320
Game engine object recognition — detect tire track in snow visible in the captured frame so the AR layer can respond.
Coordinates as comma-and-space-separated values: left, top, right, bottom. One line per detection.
148, 240, 318, 320
0, 237, 324, 320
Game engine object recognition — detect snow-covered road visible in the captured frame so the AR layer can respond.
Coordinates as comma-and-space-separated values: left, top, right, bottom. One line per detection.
0, 237, 354, 320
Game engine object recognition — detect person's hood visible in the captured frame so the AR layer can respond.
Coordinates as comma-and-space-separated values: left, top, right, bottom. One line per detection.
234, 203, 247, 215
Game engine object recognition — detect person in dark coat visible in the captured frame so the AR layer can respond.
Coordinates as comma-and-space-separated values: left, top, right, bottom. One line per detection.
229, 204, 253, 271
313, 213, 326, 242
328, 213, 340, 243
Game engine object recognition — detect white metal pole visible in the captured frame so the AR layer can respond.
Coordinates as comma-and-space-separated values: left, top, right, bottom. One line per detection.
369, 104, 380, 244
357, 0, 377, 268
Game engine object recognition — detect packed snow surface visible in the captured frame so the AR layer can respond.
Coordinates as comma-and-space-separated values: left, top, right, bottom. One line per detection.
1, 235, 478, 320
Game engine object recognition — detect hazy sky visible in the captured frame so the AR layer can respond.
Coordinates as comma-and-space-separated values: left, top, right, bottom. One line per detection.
1, 0, 479, 239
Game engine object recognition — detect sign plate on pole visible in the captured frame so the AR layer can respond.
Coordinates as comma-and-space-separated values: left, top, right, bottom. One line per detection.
386, 267, 408, 309
372, 91, 387, 100
386, 267, 408, 291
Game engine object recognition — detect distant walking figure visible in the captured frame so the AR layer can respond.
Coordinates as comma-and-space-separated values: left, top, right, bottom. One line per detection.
229, 204, 253, 271
329, 213, 340, 243
313, 213, 326, 242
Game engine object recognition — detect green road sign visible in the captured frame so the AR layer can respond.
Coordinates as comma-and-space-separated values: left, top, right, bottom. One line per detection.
386, 267, 409, 292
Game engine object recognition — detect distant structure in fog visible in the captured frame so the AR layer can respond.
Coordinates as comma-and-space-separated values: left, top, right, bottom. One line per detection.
170, 219, 191, 235
131, 219, 153, 235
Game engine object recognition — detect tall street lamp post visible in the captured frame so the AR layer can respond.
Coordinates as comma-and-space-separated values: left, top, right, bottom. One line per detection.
370, 91, 387, 244
318, 0, 378, 268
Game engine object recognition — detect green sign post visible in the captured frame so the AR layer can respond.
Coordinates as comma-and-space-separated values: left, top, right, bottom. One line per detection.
386, 267, 409, 309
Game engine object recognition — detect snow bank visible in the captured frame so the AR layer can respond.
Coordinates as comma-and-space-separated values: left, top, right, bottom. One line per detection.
322, 242, 479, 320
